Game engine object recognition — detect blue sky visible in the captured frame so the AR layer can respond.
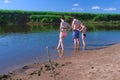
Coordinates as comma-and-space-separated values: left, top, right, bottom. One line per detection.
0, 0, 120, 13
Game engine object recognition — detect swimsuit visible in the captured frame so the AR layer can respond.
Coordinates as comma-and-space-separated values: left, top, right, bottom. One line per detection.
61, 31, 67, 38
83, 34, 86, 37
73, 30, 79, 39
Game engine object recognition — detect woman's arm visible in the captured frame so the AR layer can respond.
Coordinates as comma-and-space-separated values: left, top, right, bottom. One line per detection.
67, 22, 71, 31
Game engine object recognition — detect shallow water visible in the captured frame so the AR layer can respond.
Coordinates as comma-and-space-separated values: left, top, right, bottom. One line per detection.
0, 28, 120, 74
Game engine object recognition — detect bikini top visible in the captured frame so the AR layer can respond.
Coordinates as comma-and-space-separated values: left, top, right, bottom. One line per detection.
60, 21, 71, 32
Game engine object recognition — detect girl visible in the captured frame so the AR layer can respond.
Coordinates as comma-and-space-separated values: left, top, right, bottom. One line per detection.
80, 23, 87, 50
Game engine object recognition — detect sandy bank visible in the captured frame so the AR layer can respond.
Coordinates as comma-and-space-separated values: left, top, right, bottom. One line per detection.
1, 43, 120, 80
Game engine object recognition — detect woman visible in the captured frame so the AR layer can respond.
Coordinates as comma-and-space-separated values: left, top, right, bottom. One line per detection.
57, 16, 71, 50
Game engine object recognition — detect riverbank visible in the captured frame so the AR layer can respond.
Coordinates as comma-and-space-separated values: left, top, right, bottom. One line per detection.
1, 43, 120, 80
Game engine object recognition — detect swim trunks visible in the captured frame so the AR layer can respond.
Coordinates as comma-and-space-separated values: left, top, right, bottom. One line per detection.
73, 30, 79, 39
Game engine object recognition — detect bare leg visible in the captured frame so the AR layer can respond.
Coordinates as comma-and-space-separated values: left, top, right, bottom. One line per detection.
57, 36, 64, 50
60, 38, 64, 50
76, 38, 80, 49
57, 40, 61, 49
57, 33, 62, 49
74, 39, 77, 48
82, 35, 86, 50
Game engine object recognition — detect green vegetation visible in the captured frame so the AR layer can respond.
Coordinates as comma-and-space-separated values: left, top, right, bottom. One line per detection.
29, 15, 60, 24
0, 10, 120, 25
0, 10, 120, 33
0, 10, 29, 25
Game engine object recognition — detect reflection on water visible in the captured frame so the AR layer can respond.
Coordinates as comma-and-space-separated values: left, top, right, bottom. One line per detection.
57, 49, 64, 58
85, 23, 120, 31
0, 24, 120, 74
0, 23, 120, 33
73, 48, 80, 55
0, 24, 59, 33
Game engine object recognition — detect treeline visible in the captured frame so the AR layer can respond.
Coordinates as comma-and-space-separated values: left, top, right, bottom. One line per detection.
0, 10, 120, 25
0, 10, 30, 25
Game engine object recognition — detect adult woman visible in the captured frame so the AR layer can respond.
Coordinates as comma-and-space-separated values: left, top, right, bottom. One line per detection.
57, 16, 71, 50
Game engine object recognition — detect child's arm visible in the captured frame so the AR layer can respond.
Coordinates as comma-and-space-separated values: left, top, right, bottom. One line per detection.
79, 26, 83, 32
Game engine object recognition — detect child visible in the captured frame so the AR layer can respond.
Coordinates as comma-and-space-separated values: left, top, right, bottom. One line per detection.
80, 23, 87, 50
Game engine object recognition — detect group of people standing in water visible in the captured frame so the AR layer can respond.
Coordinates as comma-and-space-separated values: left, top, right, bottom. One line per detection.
57, 15, 87, 57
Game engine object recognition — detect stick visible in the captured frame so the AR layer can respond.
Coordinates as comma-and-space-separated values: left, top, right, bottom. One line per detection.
46, 46, 56, 80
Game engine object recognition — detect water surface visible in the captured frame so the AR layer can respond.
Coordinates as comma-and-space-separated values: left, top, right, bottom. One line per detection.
0, 25, 120, 74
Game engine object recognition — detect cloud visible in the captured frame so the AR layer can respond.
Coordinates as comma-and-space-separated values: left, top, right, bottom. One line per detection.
4, 0, 10, 3
103, 8, 117, 11
72, 3, 83, 11
72, 7, 83, 11
92, 6, 100, 10
73, 3, 79, 7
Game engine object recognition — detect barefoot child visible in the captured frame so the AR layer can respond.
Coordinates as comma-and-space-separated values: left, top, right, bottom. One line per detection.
80, 23, 87, 50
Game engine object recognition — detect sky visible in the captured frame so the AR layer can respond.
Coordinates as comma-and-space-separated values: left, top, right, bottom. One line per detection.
0, 0, 120, 14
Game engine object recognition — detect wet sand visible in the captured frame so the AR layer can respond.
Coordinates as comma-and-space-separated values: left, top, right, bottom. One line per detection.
1, 43, 120, 80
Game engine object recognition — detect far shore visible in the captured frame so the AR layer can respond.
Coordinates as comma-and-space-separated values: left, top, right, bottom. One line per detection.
1, 43, 120, 80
